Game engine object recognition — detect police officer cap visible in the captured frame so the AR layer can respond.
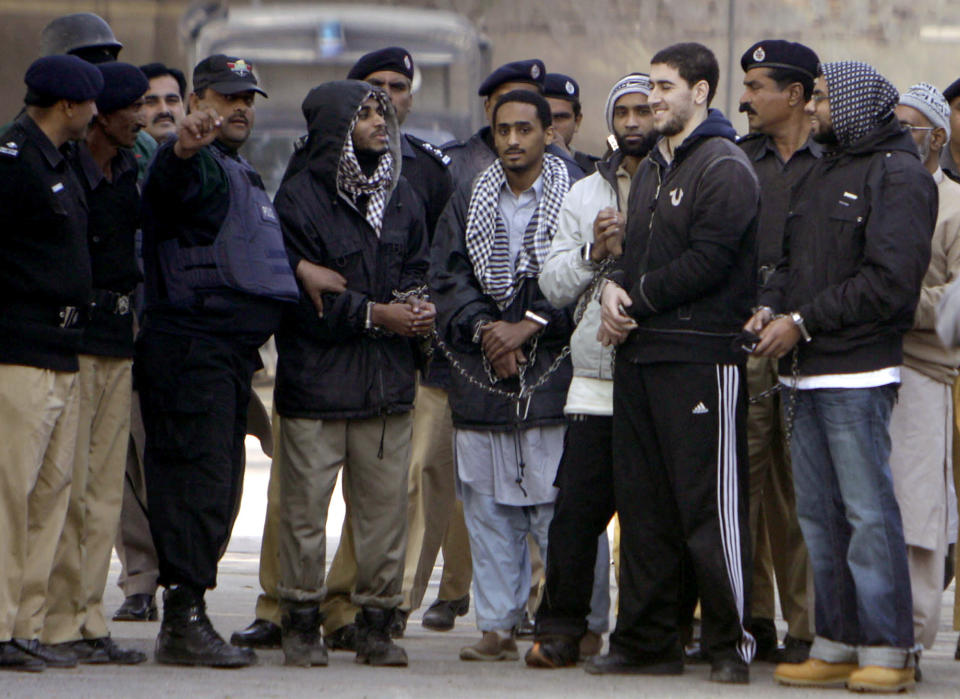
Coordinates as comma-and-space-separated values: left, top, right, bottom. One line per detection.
478, 59, 545, 96
96, 62, 149, 114
24, 54, 104, 105
944, 77, 960, 104
347, 47, 414, 81
193, 54, 267, 98
543, 73, 580, 101
740, 40, 820, 80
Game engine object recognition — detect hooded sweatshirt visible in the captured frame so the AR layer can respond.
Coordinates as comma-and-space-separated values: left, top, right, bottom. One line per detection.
273, 80, 429, 419
759, 62, 937, 376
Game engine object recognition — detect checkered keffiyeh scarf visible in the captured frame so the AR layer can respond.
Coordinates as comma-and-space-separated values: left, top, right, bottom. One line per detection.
822, 61, 899, 147
465, 153, 569, 309
337, 91, 394, 236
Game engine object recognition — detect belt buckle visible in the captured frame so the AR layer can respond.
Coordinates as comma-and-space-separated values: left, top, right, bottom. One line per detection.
115, 294, 130, 315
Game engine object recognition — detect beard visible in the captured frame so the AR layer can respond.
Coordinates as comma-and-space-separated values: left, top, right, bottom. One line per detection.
811, 126, 839, 146
655, 110, 688, 137
916, 132, 932, 163
615, 129, 658, 158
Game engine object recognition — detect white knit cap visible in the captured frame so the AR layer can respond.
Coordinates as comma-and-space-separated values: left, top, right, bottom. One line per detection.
899, 82, 951, 138
605, 73, 652, 133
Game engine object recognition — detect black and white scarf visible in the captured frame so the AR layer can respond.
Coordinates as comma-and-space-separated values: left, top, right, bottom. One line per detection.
337, 91, 394, 236
465, 153, 569, 309
821, 61, 899, 147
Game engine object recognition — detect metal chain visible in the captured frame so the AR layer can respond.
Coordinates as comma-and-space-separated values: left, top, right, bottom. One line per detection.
746, 347, 801, 443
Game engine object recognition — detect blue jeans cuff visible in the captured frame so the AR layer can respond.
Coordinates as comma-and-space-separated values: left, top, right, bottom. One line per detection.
810, 636, 857, 664
858, 644, 918, 669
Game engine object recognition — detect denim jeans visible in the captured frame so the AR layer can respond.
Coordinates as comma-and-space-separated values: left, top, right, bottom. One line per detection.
790, 385, 915, 668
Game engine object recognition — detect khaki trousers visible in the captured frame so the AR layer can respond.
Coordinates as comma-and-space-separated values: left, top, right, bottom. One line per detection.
276, 413, 411, 610
114, 391, 159, 597
322, 384, 473, 629
0, 365, 79, 641
952, 377, 960, 631
746, 355, 812, 641
44, 355, 132, 643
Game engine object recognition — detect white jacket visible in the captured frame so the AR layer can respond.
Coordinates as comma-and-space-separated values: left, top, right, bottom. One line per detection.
539, 155, 626, 413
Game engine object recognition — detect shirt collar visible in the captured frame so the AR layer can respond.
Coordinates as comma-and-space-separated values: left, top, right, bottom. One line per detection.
75, 142, 138, 189
16, 113, 64, 169
934, 167, 944, 185
752, 133, 823, 163
501, 171, 544, 201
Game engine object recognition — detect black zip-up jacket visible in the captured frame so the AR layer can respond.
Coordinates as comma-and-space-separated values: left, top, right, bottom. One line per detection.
610, 109, 759, 365
759, 116, 936, 376
430, 178, 573, 431
274, 80, 428, 420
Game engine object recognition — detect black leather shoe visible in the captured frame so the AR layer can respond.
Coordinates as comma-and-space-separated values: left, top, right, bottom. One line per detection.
113, 594, 158, 622
156, 586, 256, 668
421, 594, 470, 632
230, 619, 281, 649
584, 650, 684, 676
773, 635, 811, 664
0, 641, 44, 672
12, 639, 77, 669
710, 657, 749, 684
325, 623, 359, 652
58, 637, 147, 665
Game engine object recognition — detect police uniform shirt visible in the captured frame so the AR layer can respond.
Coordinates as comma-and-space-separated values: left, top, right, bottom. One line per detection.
0, 113, 91, 372
71, 141, 142, 358
739, 132, 822, 278
401, 133, 453, 242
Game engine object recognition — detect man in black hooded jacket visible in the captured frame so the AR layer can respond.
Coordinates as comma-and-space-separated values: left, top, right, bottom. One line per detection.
597, 42, 759, 683
270, 80, 431, 668
748, 61, 935, 693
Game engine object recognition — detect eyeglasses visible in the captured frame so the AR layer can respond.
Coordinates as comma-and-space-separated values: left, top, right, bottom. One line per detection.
810, 92, 829, 104
901, 124, 935, 133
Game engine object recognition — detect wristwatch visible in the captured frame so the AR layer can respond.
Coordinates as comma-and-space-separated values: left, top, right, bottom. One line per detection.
581, 242, 599, 267
789, 311, 812, 342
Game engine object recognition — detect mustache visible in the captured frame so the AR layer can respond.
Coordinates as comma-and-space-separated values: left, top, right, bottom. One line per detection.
152, 112, 175, 125
738, 102, 756, 115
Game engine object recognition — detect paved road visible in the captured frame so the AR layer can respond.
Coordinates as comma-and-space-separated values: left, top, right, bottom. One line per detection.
4, 437, 960, 697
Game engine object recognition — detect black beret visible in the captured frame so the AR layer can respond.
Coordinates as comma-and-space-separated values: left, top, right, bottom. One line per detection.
347, 47, 414, 81
543, 73, 579, 101
740, 40, 820, 80
945, 77, 960, 104
96, 62, 149, 114
24, 54, 103, 104
193, 54, 267, 98
478, 59, 545, 96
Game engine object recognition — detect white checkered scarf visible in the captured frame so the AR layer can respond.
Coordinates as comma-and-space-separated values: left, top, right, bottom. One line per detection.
822, 61, 899, 147
465, 153, 569, 309
336, 91, 394, 236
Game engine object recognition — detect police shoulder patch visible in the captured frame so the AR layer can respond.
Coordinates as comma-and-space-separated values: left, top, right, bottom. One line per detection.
411, 136, 452, 166
0, 140, 20, 157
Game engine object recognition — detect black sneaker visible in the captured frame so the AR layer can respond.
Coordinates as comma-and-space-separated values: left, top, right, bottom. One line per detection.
710, 657, 749, 684
585, 650, 684, 675
774, 635, 811, 664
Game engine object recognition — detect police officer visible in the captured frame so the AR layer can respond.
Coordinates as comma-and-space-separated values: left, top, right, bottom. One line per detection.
137, 54, 299, 668
737, 39, 820, 663
41, 62, 149, 666
443, 59, 585, 186
543, 73, 600, 175
0, 55, 102, 672
40, 11, 122, 64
